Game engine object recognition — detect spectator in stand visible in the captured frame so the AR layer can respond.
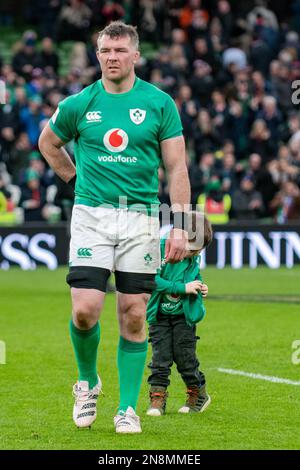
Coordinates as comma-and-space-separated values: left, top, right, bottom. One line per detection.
0, 89, 21, 164
176, 84, 199, 139
151, 47, 178, 95
189, 60, 215, 107
277, 146, 300, 182
198, 177, 232, 224
138, 0, 164, 45
249, 30, 274, 76
247, 3, 279, 55
250, 71, 271, 115
209, 16, 226, 56
291, 0, 300, 34
222, 47, 247, 72
14, 86, 28, 112
271, 62, 293, 114
102, 1, 126, 24
192, 37, 217, 72
225, 98, 251, 160
187, 6, 209, 43
216, 0, 233, 44
56, 0, 92, 43
35, 0, 62, 39
209, 90, 228, 141
193, 110, 221, 158
257, 96, 282, 146
232, 175, 264, 221
69, 42, 93, 85
169, 43, 189, 77
150, 68, 170, 92
0, 171, 17, 225
246, 153, 279, 216
270, 180, 300, 223
19, 95, 46, 148
12, 31, 42, 79
20, 169, 47, 222
170, 28, 193, 67
189, 151, 215, 205
220, 152, 238, 196
249, 119, 276, 164
39, 37, 59, 75
8, 132, 31, 184
27, 150, 53, 189
86, 31, 101, 81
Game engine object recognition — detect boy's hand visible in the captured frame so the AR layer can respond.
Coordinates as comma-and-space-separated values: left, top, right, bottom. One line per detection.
200, 283, 208, 298
185, 280, 203, 295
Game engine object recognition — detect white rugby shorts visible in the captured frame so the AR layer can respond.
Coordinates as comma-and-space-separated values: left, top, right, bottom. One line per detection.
69, 205, 160, 274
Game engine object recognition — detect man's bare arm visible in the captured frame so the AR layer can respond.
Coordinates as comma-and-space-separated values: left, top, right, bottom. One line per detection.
160, 135, 191, 210
161, 135, 191, 263
38, 124, 76, 183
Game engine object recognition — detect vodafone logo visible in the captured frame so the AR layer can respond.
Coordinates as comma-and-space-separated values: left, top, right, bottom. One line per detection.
103, 128, 128, 152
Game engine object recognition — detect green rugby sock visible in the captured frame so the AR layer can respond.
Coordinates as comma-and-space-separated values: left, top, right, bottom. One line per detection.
117, 336, 148, 414
70, 320, 100, 389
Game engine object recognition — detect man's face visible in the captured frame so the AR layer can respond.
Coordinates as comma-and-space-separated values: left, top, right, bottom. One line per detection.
241, 179, 254, 192
97, 35, 139, 83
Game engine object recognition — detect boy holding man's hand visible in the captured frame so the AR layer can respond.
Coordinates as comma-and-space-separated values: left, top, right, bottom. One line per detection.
146, 213, 212, 416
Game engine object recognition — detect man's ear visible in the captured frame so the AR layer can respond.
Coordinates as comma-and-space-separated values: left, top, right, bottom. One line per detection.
133, 50, 140, 64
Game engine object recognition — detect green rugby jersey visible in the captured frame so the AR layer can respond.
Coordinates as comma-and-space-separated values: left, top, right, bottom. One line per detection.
160, 292, 184, 316
49, 77, 183, 211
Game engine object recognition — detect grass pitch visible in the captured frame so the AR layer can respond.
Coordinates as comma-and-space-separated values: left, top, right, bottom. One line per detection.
0, 267, 299, 450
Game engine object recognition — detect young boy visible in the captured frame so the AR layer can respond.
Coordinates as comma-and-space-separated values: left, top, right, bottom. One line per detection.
146, 212, 213, 416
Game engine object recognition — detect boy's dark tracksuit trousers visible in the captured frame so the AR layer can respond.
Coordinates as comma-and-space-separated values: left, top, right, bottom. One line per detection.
147, 312, 206, 388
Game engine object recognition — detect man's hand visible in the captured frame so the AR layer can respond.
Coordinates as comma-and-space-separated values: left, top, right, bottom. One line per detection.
185, 280, 203, 295
165, 228, 187, 263
200, 283, 208, 298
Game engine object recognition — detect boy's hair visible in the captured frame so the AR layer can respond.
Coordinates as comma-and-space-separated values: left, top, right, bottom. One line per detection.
188, 212, 213, 250
97, 21, 139, 50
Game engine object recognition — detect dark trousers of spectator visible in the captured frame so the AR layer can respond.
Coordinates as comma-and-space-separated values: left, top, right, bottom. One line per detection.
148, 313, 206, 388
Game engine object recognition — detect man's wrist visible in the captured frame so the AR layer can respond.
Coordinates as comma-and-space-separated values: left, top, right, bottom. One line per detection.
68, 174, 76, 189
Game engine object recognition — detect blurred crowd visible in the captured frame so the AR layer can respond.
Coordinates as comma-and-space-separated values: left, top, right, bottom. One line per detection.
1, 0, 300, 225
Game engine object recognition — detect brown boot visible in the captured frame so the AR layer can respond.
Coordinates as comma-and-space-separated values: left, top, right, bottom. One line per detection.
147, 386, 168, 416
178, 384, 211, 413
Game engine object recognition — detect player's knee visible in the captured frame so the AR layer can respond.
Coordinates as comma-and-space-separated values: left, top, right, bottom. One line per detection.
73, 302, 98, 329
122, 302, 146, 335
119, 294, 148, 335
126, 310, 145, 335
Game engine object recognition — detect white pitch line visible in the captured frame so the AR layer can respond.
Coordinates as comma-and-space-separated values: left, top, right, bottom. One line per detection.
217, 368, 300, 386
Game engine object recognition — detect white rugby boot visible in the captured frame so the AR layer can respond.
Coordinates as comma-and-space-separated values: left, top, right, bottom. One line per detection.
72, 376, 102, 428
114, 406, 142, 434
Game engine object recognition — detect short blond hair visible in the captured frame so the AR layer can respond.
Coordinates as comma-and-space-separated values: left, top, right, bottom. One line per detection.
98, 21, 139, 50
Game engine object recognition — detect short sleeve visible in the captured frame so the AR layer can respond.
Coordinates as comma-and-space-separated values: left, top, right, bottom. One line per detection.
49, 96, 78, 142
159, 94, 183, 142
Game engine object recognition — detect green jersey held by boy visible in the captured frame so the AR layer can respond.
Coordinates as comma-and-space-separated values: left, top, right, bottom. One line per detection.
146, 213, 213, 416
147, 213, 212, 327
